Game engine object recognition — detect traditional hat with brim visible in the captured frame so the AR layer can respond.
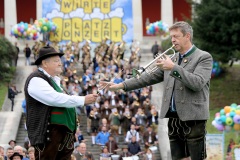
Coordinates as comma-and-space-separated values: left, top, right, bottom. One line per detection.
10, 152, 23, 160
35, 46, 64, 65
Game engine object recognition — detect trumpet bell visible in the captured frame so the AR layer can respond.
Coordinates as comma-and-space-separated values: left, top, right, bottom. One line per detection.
132, 67, 145, 79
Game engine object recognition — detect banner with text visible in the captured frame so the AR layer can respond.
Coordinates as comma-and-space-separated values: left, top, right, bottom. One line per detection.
206, 134, 224, 160
42, 0, 133, 43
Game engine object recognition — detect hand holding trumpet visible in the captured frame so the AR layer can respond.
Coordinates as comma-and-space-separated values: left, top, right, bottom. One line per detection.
155, 54, 175, 70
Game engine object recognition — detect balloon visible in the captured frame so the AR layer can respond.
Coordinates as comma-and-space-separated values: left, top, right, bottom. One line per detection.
215, 117, 222, 124
231, 108, 236, 112
226, 117, 233, 126
212, 120, 217, 126
220, 115, 226, 124
220, 109, 225, 115
146, 20, 169, 36
236, 110, 240, 115
224, 106, 231, 113
230, 112, 236, 117
215, 123, 224, 131
233, 115, 240, 124
231, 103, 238, 108
234, 124, 240, 131
42, 26, 48, 32
215, 112, 220, 117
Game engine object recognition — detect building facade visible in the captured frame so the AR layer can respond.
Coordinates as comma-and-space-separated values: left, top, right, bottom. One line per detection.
0, 0, 191, 42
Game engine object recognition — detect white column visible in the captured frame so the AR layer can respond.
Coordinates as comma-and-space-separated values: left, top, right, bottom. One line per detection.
132, 0, 143, 42
37, 0, 42, 20
159, 2, 172, 159
161, 0, 173, 26
4, 0, 17, 42
37, 0, 43, 41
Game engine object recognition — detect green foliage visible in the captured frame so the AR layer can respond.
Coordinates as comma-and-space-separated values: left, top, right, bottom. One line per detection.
0, 35, 17, 82
0, 82, 7, 110
190, 0, 240, 63
161, 37, 172, 51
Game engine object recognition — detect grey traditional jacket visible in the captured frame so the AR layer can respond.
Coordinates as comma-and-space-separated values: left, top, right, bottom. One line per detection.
123, 46, 213, 121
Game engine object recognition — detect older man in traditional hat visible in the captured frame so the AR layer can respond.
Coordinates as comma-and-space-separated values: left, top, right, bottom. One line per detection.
24, 46, 98, 160
9, 152, 23, 160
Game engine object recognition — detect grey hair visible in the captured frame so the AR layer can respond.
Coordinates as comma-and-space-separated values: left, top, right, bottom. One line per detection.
169, 21, 193, 43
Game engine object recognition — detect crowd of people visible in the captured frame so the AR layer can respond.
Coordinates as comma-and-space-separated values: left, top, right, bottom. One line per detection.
1, 38, 159, 160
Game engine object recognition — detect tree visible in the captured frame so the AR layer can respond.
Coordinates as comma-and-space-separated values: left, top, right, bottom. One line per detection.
0, 35, 17, 82
190, 0, 240, 65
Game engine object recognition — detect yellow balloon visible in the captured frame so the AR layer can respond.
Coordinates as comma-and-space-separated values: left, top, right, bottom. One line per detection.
234, 124, 240, 131
236, 110, 240, 115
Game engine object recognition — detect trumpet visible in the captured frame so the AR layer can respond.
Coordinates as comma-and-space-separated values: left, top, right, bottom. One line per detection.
132, 45, 176, 79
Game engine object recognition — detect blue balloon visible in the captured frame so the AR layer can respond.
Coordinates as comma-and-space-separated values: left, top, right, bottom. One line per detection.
220, 115, 226, 124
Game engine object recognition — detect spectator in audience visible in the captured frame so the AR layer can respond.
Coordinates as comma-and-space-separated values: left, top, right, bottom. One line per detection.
0, 146, 5, 159
129, 117, 140, 132
75, 127, 86, 146
135, 108, 147, 138
99, 147, 111, 158
27, 147, 35, 160
121, 108, 132, 136
23, 43, 31, 66
13, 146, 28, 160
125, 124, 140, 143
147, 105, 159, 133
105, 135, 118, 154
73, 143, 94, 160
151, 41, 160, 58
143, 125, 158, 149
98, 118, 110, 132
96, 126, 110, 146
128, 136, 141, 156
5, 147, 14, 160
119, 145, 132, 160
21, 149, 28, 160
9, 152, 23, 160
8, 84, 17, 111
89, 107, 100, 146
142, 148, 156, 160
100, 100, 112, 121
8, 140, 16, 149
109, 108, 121, 142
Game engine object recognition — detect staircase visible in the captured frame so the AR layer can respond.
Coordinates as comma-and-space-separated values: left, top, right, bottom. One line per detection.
16, 114, 28, 147
78, 112, 162, 160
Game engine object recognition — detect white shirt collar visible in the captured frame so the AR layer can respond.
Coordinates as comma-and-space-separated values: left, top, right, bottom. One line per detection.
38, 67, 61, 87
